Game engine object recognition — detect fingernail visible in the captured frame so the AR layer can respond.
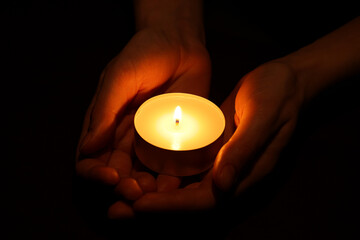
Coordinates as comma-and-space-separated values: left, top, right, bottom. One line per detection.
218, 164, 236, 191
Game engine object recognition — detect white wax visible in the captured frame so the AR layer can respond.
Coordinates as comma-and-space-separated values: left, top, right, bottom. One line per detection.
134, 93, 225, 151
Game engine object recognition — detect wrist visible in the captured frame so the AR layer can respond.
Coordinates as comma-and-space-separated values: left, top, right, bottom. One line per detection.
134, 0, 205, 45
276, 17, 360, 105
275, 53, 314, 106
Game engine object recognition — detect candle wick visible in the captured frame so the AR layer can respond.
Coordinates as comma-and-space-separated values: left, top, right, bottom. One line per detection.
175, 119, 179, 125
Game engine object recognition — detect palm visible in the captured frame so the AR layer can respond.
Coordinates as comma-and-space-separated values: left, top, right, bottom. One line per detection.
76, 28, 211, 217
214, 62, 301, 194
133, 62, 302, 213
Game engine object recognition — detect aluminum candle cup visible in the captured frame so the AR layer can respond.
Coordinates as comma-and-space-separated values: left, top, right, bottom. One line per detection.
134, 93, 225, 176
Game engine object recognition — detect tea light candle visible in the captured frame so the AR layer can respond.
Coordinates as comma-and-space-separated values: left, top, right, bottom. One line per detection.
134, 93, 225, 176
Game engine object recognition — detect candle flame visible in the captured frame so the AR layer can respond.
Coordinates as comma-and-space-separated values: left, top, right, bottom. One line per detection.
174, 106, 181, 125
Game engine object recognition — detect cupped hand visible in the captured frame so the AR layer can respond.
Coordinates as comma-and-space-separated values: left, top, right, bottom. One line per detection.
213, 62, 303, 194
133, 62, 304, 213
76, 28, 211, 218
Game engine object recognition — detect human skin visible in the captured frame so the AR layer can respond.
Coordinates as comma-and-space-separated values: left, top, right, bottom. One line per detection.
133, 17, 360, 213
76, 3, 360, 218
76, 0, 210, 218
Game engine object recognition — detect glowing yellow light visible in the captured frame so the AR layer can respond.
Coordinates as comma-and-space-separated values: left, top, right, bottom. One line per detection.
174, 106, 182, 126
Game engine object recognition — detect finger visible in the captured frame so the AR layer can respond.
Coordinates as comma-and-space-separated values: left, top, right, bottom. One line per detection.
114, 112, 135, 149
76, 80, 103, 159
108, 201, 135, 219
133, 172, 157, 193
185, 182, 202, 189
114, 177, 143, 201
79, 36, 182, 155
156, 175, 181, 192
79, 62, 137, 155
76, 158, 119, 185
134, 182, 215, 213
108, 150, 132, 178
213, 98, 281, 192
235, 120, 296, 194
107, 114, 135, 177
219, 85, 239, 141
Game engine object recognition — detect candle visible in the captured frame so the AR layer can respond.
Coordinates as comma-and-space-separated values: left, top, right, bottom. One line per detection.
134, 93, 225, 176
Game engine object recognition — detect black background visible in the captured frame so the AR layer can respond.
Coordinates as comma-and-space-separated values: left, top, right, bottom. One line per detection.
3, 1, 359, 239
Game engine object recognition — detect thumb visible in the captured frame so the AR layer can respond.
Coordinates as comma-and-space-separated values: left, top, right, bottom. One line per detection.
212, 132, 253, 192
79, 60, 138, 155
78, 43, 180, 155
213, 105, 274, 192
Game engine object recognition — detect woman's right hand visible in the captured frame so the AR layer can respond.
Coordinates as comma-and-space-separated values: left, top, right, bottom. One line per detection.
76, 26, 211, 218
